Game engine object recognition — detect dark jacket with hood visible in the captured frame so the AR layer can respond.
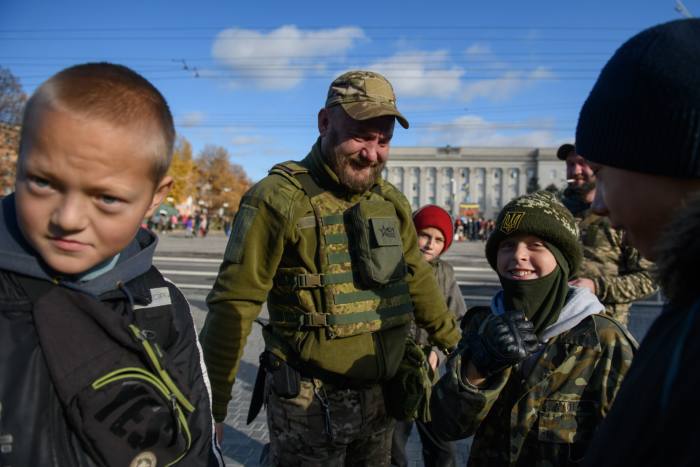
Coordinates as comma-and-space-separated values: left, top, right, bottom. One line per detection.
0, 195, 223, 467
582, 194, 700, 467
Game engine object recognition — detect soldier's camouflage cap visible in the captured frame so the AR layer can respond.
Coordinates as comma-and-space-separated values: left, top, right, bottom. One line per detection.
325, 70, 409, 129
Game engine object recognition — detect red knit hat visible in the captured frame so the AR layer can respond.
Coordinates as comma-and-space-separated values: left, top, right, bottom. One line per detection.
412, 205, 454, 252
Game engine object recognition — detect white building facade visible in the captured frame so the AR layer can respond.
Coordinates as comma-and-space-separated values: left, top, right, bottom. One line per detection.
382, 145, 566, 219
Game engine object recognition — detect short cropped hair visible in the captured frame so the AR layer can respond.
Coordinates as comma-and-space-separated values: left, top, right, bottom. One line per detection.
20, 62, 175, 182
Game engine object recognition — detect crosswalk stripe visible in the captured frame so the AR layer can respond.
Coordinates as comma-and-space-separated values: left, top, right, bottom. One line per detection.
453, 266, 493, 272
154, 256, 222, 263
160, 270, 218, 277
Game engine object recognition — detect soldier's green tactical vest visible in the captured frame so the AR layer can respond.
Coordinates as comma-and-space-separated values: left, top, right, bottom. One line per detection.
267, 161, 414, 339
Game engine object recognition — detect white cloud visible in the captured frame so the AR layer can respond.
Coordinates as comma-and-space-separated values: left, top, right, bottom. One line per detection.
461, 67, 554, 103
367, 50, 464, 99
364, 45, 552, 102
231, 135, 262, 146
212, 25, 365, 90
465, 42, 493, 57
179, 111, 205, 127
421, 114, 555, 147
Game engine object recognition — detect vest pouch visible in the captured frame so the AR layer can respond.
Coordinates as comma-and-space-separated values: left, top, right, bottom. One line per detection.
347, 198, 407, 288
383, 338, 433, 422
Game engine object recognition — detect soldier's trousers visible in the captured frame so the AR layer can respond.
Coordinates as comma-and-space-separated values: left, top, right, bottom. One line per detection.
266, 377, 394, 466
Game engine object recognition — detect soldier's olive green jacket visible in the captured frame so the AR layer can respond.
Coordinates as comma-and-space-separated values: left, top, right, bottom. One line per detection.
562, 191, 657, 323
430, 306, 636, 467
200, 140, 460, 421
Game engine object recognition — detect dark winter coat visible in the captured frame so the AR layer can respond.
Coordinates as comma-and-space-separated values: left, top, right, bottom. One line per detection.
0, 195, 222, 467
582, 193, 700, 467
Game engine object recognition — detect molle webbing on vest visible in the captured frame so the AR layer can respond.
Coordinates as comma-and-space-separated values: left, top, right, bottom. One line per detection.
268, 160, 413, 338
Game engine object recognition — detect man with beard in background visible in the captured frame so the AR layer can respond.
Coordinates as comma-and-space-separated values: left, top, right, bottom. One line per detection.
200, 70, 460, 466
558, 143, 656, 326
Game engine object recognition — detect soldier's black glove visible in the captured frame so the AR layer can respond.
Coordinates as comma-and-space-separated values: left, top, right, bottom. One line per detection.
464, 311, 540, 377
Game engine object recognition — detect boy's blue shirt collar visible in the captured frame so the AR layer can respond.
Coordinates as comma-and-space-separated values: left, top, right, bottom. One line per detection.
76, 253, 120, 282
0, 193, 157, 297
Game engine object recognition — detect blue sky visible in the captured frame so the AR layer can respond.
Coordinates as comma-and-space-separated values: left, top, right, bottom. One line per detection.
2, 0, 694, 181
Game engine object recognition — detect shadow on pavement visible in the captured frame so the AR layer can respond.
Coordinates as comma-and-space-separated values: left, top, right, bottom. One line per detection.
222, 424, 265, 466
236, 358, 260, 388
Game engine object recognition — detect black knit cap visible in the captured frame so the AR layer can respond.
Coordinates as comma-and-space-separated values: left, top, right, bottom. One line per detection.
576, 19, 700, 178
485, 191, 582, 278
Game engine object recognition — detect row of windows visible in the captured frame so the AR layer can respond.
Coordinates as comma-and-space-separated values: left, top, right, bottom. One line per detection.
384, 166, 530, 213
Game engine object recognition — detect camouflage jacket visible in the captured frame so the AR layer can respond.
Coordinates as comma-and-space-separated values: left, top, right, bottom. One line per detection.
200, 139, 460, 421
562, 191, 657, 323
430, 305, 636, 467
412, 258, 467, 347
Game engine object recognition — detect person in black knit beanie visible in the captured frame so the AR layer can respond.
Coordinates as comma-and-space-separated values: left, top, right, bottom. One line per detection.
577, 19, 700, 467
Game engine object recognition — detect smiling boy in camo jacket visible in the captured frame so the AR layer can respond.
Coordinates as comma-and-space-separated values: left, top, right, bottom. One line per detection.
430, 191, 636, 467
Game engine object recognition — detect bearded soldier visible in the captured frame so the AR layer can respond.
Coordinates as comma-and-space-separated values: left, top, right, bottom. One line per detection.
558, 143, 657, 325
200, 70, 460, 466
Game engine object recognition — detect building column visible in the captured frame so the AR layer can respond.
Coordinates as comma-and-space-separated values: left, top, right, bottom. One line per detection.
435, 167, 442, 207
484, 168, 492, 218
453, 167, 461, 217
419, 166, 428, 206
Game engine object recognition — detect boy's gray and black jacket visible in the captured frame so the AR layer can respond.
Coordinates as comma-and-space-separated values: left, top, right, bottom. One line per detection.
0, 195, 223, 467
411, 258, 466, 363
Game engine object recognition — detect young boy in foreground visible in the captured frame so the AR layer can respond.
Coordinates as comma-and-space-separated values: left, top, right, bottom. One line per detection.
0, 63, 222, 466
430, 191, 636, 466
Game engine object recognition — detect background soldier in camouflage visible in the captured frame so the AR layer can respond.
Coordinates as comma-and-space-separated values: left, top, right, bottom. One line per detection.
557, 143, 657, 325
200, 70, 460, 466
430, 191, 636, 467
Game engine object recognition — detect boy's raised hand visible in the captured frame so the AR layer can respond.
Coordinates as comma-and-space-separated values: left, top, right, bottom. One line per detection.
464, 311, 540, 378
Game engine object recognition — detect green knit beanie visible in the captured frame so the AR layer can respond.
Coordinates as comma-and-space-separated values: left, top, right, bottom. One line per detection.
485, 191, 582, 278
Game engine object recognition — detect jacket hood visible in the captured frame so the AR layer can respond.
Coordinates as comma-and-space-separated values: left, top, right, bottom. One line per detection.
0, 194, 158, 297
491, 286, 602, 342
655, 192, 700, 307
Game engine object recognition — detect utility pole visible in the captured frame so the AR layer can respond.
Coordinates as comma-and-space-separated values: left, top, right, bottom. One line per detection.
675, 0, 693, 18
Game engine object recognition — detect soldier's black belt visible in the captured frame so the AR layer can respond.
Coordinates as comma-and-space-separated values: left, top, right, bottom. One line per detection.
268, 302, 413, 329
246, 350, 376, 425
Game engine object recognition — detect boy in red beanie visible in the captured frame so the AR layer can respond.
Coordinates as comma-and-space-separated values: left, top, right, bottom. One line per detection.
391, 204, 466, 467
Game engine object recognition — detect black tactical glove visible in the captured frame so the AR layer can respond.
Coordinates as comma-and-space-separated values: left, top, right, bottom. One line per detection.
464, 311, 540, 377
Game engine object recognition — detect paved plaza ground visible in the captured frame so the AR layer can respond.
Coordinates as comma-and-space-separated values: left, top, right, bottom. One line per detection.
156, 230, 660, 466
157, 232, 480, 466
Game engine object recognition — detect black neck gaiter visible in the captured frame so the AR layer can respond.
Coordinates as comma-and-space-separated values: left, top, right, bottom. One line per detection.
499, 243, 570, 336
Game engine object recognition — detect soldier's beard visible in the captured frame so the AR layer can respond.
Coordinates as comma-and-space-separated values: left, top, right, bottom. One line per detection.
566, 181, 596, 201
324, 130, 385, 193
